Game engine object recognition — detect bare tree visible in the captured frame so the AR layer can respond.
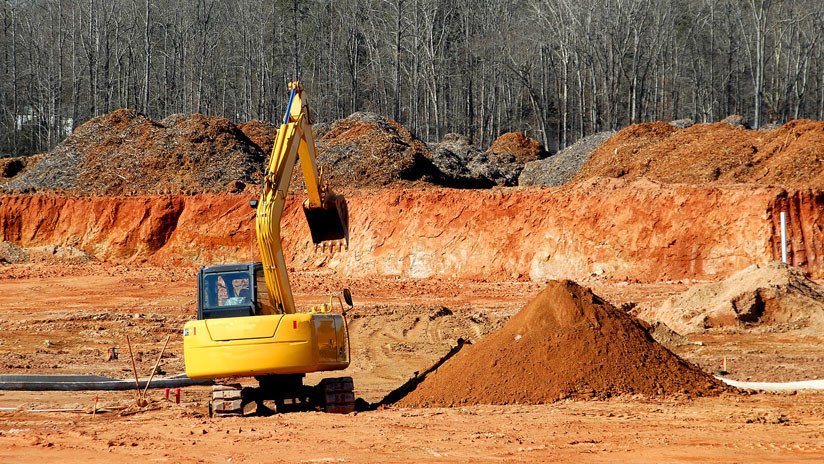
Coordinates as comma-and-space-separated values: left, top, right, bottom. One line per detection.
3, 0, 824, 156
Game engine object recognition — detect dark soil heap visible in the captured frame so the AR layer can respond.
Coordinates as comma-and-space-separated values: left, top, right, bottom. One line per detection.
428, 132, 549, 187
315, 112, 437, 187
426, 133, 494, 188
398, 280, 723, 407
5, 109, 264, 195
238, 119, 278, 155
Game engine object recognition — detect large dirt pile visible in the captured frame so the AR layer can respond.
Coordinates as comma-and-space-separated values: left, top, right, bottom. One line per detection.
398, 280, 723, 407
575, 119, 824, 188
519, 131, 615, 186
4, 109, 264, 195
314, 112, 437, 187
639, 262, 824, 334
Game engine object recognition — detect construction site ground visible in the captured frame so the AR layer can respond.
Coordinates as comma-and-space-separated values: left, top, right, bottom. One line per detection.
1, 263, 822, 463
3, 113, 824, 462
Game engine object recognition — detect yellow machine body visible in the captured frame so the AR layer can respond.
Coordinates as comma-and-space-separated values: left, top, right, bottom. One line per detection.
183, 313, 349, 379
182, 81, 351, 382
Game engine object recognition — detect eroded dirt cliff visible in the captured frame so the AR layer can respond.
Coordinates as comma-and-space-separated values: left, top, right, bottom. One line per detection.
2, 180, 821, 281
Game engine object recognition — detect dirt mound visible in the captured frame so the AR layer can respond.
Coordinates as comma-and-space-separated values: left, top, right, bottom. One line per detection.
4, 109, 264, 195
238, 120, 278, 155
427, 132, 548, 187
398, 280, 723, 407
519, 131, 614, 186
640, 262, 824, 334
488, 132, 548, 164
426, 134, 494, 188
468, 132, 548, 186
575, 119, 824, 188
315, 112, 437, 187
647, 321, 702, 348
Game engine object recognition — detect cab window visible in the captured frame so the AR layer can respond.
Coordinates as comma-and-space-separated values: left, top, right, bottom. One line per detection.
202, 272, 251, 309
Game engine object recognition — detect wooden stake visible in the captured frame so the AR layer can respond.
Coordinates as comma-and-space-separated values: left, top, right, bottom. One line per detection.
125, 334, 141, 402
141, 334, 171, 399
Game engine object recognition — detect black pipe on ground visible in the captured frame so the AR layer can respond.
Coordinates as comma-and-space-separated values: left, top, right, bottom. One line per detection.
0, 374, 213, 391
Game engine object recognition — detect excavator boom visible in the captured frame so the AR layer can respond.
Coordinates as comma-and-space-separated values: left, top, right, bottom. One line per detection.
256, 81, 348, 314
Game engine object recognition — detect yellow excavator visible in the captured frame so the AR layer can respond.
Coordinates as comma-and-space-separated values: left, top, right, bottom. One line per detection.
183, 81, 354, 416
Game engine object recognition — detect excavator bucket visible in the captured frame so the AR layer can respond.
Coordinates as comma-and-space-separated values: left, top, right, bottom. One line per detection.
303, 193, 349, 245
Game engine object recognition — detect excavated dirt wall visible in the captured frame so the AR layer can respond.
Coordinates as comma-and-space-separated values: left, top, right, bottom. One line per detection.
769, 189, 824, 272
2, 180, 822, 281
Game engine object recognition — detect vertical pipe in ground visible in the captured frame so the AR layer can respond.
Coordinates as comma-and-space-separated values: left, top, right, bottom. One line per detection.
780, 211, 788, 264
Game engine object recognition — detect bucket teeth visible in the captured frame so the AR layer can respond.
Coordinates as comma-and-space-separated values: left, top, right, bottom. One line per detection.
311, 239, 349, 256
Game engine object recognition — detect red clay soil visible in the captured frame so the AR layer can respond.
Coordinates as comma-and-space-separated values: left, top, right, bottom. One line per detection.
6, 109, 264, 195
488, 131, 549, 163
398, 280, 724, 407
4, 179, 824, 281
575, 119, 824, 188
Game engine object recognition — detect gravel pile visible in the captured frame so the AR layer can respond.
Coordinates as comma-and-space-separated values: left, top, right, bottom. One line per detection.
518, 131, 614, 186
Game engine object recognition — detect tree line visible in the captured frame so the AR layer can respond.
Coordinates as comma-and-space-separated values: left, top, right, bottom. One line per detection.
2, 0, 823, 156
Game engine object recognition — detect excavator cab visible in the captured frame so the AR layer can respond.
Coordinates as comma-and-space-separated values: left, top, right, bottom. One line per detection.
197, 263, 279, 320
185, 265, 351, 381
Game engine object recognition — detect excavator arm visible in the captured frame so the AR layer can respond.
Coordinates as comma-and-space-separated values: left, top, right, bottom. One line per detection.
256, 81, 348, 315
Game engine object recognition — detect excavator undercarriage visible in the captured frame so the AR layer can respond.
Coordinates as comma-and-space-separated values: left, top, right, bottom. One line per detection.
210, 375, 355, 417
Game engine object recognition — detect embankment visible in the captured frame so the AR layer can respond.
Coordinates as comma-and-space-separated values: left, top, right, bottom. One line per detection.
1, 179, 821, 282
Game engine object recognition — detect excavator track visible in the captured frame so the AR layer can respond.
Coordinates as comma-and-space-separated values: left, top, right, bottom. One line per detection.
208, 376, 355, 417
317, 377, 356, 414
210, 384, 244, 417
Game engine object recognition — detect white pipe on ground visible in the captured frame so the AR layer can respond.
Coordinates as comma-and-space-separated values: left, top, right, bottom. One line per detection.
716, 377, 824, 391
